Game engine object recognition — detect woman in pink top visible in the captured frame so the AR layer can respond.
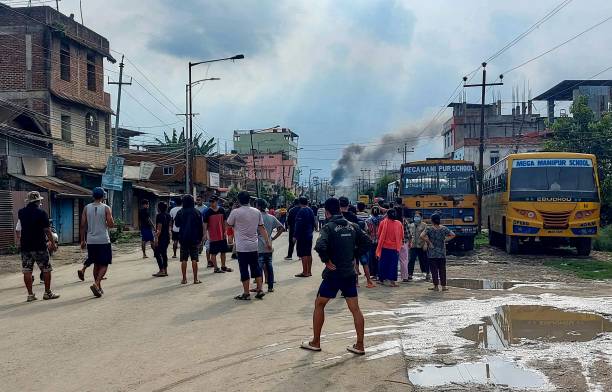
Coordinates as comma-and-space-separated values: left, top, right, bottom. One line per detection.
375, 209, 404, 287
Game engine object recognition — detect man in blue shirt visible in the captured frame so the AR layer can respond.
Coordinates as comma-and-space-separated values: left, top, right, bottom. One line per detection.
294, 196, 316, 277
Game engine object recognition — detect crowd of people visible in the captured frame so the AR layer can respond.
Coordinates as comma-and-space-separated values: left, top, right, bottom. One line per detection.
15, 188, 456, 355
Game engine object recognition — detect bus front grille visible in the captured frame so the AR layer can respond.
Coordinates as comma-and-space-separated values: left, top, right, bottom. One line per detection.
538, 210, 571, 229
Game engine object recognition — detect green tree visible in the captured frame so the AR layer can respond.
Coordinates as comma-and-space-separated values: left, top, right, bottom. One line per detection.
374, 174, 398, 198
154, 129, 216, 156
545, 95, 612, 221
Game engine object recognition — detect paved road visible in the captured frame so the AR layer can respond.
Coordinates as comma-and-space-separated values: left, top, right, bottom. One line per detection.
0, 233, 408, 392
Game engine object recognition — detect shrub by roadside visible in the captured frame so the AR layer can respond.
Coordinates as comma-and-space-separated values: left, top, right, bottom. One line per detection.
594, 225, 612, 252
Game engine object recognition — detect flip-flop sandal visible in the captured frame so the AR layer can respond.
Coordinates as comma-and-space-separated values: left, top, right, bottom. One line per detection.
193, 280, 202, 284
221, 267, 233, 272
295, 273, 308, 278
300, 341, 321, 352
77, 270, 84, 281
255, 291, 265, 299
90, 285, 102, 298
181, 280, 188, 285
214, 268, 225, 274
366, 282, 376, 288
347, 344, 365, 355
234, 293, 251, 300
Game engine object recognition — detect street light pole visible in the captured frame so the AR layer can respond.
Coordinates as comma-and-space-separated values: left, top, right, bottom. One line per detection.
188, 54, 243, 194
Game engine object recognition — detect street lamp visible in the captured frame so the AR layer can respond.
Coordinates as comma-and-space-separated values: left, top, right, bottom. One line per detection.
187, 54, 244, 193
181, 77, 220, 192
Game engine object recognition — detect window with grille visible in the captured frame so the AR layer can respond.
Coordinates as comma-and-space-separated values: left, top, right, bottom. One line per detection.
85, 113, 99, 146
61, 115, 71, 142
60, 42, 70, 81
87, 52, 96, 91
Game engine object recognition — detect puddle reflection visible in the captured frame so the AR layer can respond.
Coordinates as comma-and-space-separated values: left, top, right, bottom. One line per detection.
457, 305, 612, 348
409, 357, 548, 388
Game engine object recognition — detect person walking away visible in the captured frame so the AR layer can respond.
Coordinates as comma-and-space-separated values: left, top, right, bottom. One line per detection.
310, 203, 319, 232
278, 205, 287, 226
420, 213, 455, 291
256, 199, 285, 292
339, 196, 359, 224
227, 191, 272, 300
376, 209, 404, 287
174, 195, 204, 284
407, 212, 429, 281
195, 195, 209, 258
203, 196, 232, 274
284, 199, 300, 260
365, 206, 383, 280
354, 201, 375, 288
18, 191, 59, 302
317, 204, 326, 228
301, 197, 371, 355
139, 199, 155, 258
81, 187, 114, 297
153, 201, 171, 277
294, 196, 316, 277
169, 197, 183, 258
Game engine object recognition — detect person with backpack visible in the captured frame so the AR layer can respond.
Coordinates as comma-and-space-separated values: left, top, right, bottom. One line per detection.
301, 197, 371, 355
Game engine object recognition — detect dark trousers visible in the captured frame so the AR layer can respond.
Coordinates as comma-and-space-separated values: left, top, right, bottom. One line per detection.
154, 241, 169, 270
408, 248, 429, 276
287, 231, 296, 258
429, 257, 447, 286
259, 253, 274, 289
368, 244, 378, 277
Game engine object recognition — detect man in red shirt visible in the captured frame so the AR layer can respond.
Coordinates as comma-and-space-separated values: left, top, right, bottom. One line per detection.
203, 196, 232, 274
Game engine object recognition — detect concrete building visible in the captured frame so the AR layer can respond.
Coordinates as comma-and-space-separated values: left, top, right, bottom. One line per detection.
533, 80, 612, 123
244, 152, 297, 191
442, 101, 547, 168
0, 4, 116, 247
233, 127, 299, 159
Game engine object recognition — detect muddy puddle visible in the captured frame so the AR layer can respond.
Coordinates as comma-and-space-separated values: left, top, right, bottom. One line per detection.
409, 357, 548, 388
446, 278, 517, 290
457, 305, 612, 348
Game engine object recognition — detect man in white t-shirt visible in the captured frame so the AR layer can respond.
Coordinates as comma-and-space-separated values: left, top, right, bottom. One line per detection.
226, 191, 271, 300
169, 198, 183, 258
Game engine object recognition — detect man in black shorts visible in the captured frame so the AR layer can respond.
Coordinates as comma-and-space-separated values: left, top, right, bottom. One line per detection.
301, 197, 371, 355
227, 192, 272, 300
174, 195, 204, 285
203, 196, 232, 274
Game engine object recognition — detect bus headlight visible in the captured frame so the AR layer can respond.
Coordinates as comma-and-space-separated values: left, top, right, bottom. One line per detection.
575, 209, 596, 219
463, 216, 474, 222
514, 208, 536, 219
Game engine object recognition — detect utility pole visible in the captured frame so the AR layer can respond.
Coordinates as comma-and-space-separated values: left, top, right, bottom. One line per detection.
463, 62, 503, 232
250, 130, 259, 198
107, 55, 131, 210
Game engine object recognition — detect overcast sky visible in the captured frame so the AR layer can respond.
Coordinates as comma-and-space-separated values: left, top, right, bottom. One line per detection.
53, 0, 612, 181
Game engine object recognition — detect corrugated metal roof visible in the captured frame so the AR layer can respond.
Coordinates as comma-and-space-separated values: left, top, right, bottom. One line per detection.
10, 174, 92, 198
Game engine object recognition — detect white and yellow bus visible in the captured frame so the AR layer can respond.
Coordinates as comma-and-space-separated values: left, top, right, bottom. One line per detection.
483, 152, 601, 255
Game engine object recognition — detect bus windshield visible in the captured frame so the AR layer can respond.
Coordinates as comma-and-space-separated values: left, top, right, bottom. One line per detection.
510, 159, 599, 202
402, 164, 476, 196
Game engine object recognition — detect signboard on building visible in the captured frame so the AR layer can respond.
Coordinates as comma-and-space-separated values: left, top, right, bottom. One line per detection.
209, 172, 220, 188
102, 156, 125, 191
139, 162, 156, 180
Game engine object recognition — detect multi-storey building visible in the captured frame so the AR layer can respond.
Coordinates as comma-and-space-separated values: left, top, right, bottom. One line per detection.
442, 101, 547, 168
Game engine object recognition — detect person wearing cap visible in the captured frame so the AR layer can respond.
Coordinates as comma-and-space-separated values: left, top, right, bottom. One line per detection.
81, 187, 114, 298
203, 195, 232, 274
18, 191, 59, 302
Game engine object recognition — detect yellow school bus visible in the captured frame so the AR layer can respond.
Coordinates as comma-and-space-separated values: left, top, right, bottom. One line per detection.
483, 152, 600, 255
400, 159, 478, 250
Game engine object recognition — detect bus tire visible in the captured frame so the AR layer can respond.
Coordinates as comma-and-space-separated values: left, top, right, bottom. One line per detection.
463, 236, 475, 251
576, 238, 592, 257
505, 235, 519, 254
